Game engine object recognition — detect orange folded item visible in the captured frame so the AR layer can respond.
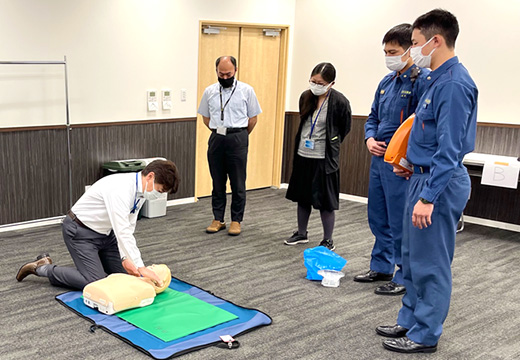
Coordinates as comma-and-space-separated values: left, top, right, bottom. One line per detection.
384, 114, 414, 173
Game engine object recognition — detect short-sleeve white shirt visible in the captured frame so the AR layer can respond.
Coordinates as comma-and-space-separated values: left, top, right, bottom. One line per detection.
198, 80, 262, 129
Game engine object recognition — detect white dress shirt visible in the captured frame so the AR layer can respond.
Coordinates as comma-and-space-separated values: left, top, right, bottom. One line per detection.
197, 80, 262, 129
71, 172, 146, 268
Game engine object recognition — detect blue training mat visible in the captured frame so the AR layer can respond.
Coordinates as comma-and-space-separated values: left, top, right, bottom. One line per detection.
56, 276, 272, 359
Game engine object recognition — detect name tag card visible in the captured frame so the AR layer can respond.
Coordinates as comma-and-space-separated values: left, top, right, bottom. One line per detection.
304, 139, 315, 150
216, 126, 227, 136
481, 160, 520, 189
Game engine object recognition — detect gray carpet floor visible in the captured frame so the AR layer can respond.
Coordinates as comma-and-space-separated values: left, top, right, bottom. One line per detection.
1, 188, 519, 360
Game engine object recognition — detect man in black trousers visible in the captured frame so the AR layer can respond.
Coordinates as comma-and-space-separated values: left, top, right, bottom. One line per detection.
16, 160, 180, 290
198, 56, 262, 236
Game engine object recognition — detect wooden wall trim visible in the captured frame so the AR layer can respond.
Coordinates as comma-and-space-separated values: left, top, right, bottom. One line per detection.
286, 113, 367, 120
298, 113, 520, 129
475, 122, 520, 128
0, 117, 196, 132
71, 117, 196, 128
0, 125, 67, 132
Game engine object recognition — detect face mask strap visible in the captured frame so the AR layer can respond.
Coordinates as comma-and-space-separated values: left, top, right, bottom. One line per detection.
145, 176, 156, 194
401, 47, 411, 60
421, 37, 436, 55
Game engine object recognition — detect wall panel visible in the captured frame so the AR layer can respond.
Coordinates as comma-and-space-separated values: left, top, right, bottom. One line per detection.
281, 113, 520, 224
0, 128, 69, 224
0, 119, 196, 226
281, 112, 299, 183
70, 119, 196, 203
339, 116, 372, 197
474, 124, 520, 157
282, 113, 371, 197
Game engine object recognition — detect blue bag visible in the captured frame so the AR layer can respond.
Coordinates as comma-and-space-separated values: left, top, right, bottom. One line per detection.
303, 246, 347, 280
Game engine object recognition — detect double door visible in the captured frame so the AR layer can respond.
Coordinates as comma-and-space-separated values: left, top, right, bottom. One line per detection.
195, 23, 288, 197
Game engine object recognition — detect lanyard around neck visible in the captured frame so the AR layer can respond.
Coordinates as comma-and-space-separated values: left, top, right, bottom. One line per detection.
309, 90, 330, 138
219, 82, 237, 122
131, 172, 140, 214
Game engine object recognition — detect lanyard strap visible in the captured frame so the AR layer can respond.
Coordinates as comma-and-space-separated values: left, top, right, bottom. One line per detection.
131, 172, 140, 214
219, 82, 237, 122
309, 91, 330, 138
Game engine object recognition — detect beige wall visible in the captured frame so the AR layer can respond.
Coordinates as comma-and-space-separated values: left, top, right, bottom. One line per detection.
0, 0, 518, 127
0, 0, 296, 127
290, 0, 520, 124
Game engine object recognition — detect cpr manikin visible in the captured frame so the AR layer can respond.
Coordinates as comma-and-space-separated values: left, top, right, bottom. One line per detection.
83, 264, 172, 315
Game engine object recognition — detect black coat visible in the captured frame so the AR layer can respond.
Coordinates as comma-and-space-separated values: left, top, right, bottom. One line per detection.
294, 88, 352, 174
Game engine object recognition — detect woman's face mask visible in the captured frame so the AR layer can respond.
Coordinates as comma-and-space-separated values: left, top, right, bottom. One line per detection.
309, 81, 332, 96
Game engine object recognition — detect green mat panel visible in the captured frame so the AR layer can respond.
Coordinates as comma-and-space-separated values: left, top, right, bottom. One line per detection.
116, 288, 238, 342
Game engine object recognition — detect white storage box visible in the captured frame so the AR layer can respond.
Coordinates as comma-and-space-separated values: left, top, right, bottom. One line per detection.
141, 192, 168, 218
139, 157, 168, 218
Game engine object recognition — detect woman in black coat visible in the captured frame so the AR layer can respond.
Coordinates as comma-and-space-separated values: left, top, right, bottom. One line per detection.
285, 62, 352, 250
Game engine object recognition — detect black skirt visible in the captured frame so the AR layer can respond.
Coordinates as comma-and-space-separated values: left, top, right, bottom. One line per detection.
286, 154, 340, 211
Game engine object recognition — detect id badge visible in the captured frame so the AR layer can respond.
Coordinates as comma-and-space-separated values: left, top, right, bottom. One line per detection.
304, 139, 315, 149
216, 126, 227, 136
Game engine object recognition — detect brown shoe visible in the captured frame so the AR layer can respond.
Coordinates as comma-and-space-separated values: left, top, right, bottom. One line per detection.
228, 221, 241, 236
16, 254, 52, 282
206, 220, 226, 233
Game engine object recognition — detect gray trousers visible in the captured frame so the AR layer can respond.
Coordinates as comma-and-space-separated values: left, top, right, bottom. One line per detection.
46, 216, 125, 290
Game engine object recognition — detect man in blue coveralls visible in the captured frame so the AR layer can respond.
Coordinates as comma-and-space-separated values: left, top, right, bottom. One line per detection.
354, 24, 430, 296
376, 9, 478, 353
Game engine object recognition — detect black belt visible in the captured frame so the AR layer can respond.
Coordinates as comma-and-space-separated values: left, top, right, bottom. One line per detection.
212, 127, 247, 134
67, 210, 87, 228
67, 210, 107, 236
413, 165, 430, 174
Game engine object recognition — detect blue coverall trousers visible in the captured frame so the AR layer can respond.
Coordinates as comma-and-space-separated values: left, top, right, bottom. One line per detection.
367, 155, 408, 284
397, 166, 470, 345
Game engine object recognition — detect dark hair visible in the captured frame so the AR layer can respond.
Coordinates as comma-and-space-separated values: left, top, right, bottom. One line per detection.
142, 160, 180, 194
300, 63, 336, 119
413, 9, 459, 48
215, 56, 237, 70
382, 23, 412, 49
311, 62, 336, 83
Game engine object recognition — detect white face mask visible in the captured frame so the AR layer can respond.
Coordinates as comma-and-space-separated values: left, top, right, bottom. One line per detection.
411, 37, 435, 68
143, 178, 162, 201
385, 48, 410, 72
309, 81, 332, 96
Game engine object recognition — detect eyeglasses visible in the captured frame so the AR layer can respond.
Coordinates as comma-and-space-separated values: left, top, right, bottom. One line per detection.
309, 80, 329, 86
